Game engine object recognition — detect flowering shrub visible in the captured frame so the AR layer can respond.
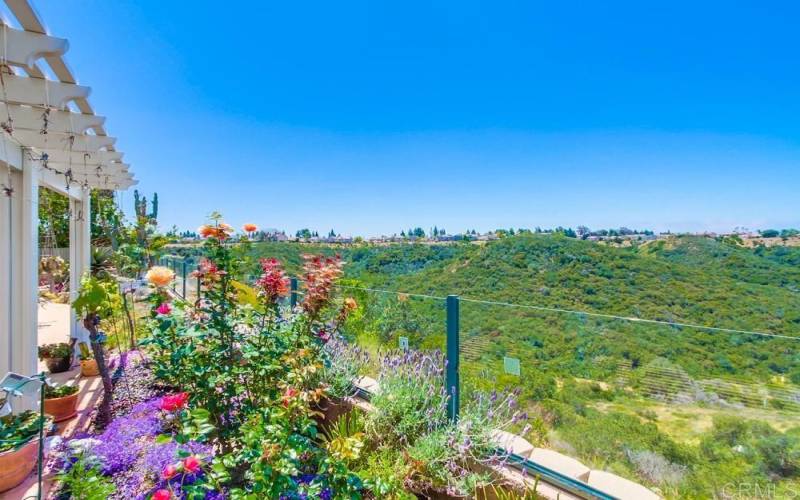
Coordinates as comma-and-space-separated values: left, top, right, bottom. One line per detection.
301, 255, 344, 319
254, 257, 290, 306
138, 217, 366, 498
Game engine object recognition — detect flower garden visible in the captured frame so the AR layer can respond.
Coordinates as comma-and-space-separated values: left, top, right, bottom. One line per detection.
40, 219, 536, 500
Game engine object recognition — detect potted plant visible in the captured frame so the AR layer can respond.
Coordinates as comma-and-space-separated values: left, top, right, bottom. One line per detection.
43, 384, 80, 422
37, 343, 72, 374
78, 344, 99, 377
0, 410, 43, 493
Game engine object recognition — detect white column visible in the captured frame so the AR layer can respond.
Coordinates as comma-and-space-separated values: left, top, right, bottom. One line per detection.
69, 188, 91, 345
0, 168, 22, 376
10, 154, 39, 376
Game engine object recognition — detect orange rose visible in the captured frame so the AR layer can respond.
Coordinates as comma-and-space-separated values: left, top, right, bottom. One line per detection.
344, 297, 358, 311
198, 223, 234, 240
198, 225, 215, 238
146, 266, 175, 288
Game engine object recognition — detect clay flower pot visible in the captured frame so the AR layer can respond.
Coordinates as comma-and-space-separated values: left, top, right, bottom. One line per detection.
44, 391, 79, 422
0, 439, 39, 493
80, 359, 99, 377
314, 397, 353, 427
44, 356, 71, 374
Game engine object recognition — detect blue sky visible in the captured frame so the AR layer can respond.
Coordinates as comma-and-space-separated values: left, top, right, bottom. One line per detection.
27, 1, 800, 236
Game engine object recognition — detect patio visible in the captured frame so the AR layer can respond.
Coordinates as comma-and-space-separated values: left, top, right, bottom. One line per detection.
0, 302, 103, 499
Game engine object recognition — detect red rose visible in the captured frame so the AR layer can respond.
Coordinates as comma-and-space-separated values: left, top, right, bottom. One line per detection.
152, 490, 171, 500
161, 463, 178, 480
282, 387, 298, 408
159, 392, 189, 412
183, 455, 202, 473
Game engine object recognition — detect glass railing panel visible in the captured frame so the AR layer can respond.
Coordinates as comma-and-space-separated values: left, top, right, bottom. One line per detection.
459, 297, 800, 498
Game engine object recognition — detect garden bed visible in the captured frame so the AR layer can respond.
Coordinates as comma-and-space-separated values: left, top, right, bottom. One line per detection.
46, 220, 547, 500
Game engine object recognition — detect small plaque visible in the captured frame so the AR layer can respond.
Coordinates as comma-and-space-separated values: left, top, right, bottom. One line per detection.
399, 336, 409, 350
503, 357, 521, 376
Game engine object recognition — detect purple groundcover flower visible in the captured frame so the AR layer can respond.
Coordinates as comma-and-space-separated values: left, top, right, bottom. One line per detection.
93, 398, 163, 474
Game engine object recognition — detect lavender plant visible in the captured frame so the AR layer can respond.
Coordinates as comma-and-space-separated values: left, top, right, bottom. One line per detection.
367, 349, 449, 446
320, 336, 371, 399
406, 389, 531, 496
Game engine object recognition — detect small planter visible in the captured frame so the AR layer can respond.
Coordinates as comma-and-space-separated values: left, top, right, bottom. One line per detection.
38, 343, 72, 374
0, 439, 39, 493
43, 355, 72, 374
80, 359, 99, 377
315, 397, 353, 425
44, 391, 79, 422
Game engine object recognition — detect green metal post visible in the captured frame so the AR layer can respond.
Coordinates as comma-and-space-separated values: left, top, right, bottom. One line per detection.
36, 372, 45, 500
196, 264, 202, 300
290, 277, 298, 309
446, 295, 460, 421
182, 260, 187, 298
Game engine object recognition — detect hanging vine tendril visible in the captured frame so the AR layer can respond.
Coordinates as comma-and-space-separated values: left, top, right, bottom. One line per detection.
40, 107, 50, 135
0, 64, 13, 135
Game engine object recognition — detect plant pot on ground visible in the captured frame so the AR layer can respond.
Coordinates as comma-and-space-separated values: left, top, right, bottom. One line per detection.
43, 384, 80, 422
314, 396, 355, 427
38, 343, 72, 374
0, 411, 43, 493
80, 356, 100, 377
77, 342, 102, 377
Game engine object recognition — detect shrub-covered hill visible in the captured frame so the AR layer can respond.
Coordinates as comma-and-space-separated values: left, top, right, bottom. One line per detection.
386, 234, 800, 335
214, 234, 800, 382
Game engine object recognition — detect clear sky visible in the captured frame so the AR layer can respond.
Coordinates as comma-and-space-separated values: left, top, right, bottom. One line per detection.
25, 1, 800, 236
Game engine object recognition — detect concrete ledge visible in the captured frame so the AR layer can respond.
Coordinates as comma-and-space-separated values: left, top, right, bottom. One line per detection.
585, 470, 661, 500
490, 429, 534, 458
529, 448, 591, 481
355, 376, 379, 393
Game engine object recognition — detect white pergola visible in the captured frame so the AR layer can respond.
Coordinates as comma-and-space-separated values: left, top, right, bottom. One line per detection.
0, 0, 135, 377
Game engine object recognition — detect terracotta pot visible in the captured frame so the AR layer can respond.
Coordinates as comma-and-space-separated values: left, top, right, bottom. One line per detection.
44, 391, 79, 422
44, 356, 71, 374
80, 359, 99, 377
315, 397, 353, 425
0, 438, 39, 493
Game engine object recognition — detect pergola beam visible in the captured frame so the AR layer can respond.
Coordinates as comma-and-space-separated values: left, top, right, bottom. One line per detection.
0, 103, 106, 133
13, 128, 116, 151
0, 73, 90, 109
45, 161, 130, 174
0, 24, 68, 69
32, 148, 123, 164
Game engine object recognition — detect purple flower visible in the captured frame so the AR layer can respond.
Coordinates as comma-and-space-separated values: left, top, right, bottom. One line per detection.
93, 405, 161, 474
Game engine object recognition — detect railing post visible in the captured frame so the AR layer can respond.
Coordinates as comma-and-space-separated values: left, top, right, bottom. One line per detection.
182, 259, 187, 298
290, 277, 298, 309
196, 263, 201, 300
446, 294, 460, 421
